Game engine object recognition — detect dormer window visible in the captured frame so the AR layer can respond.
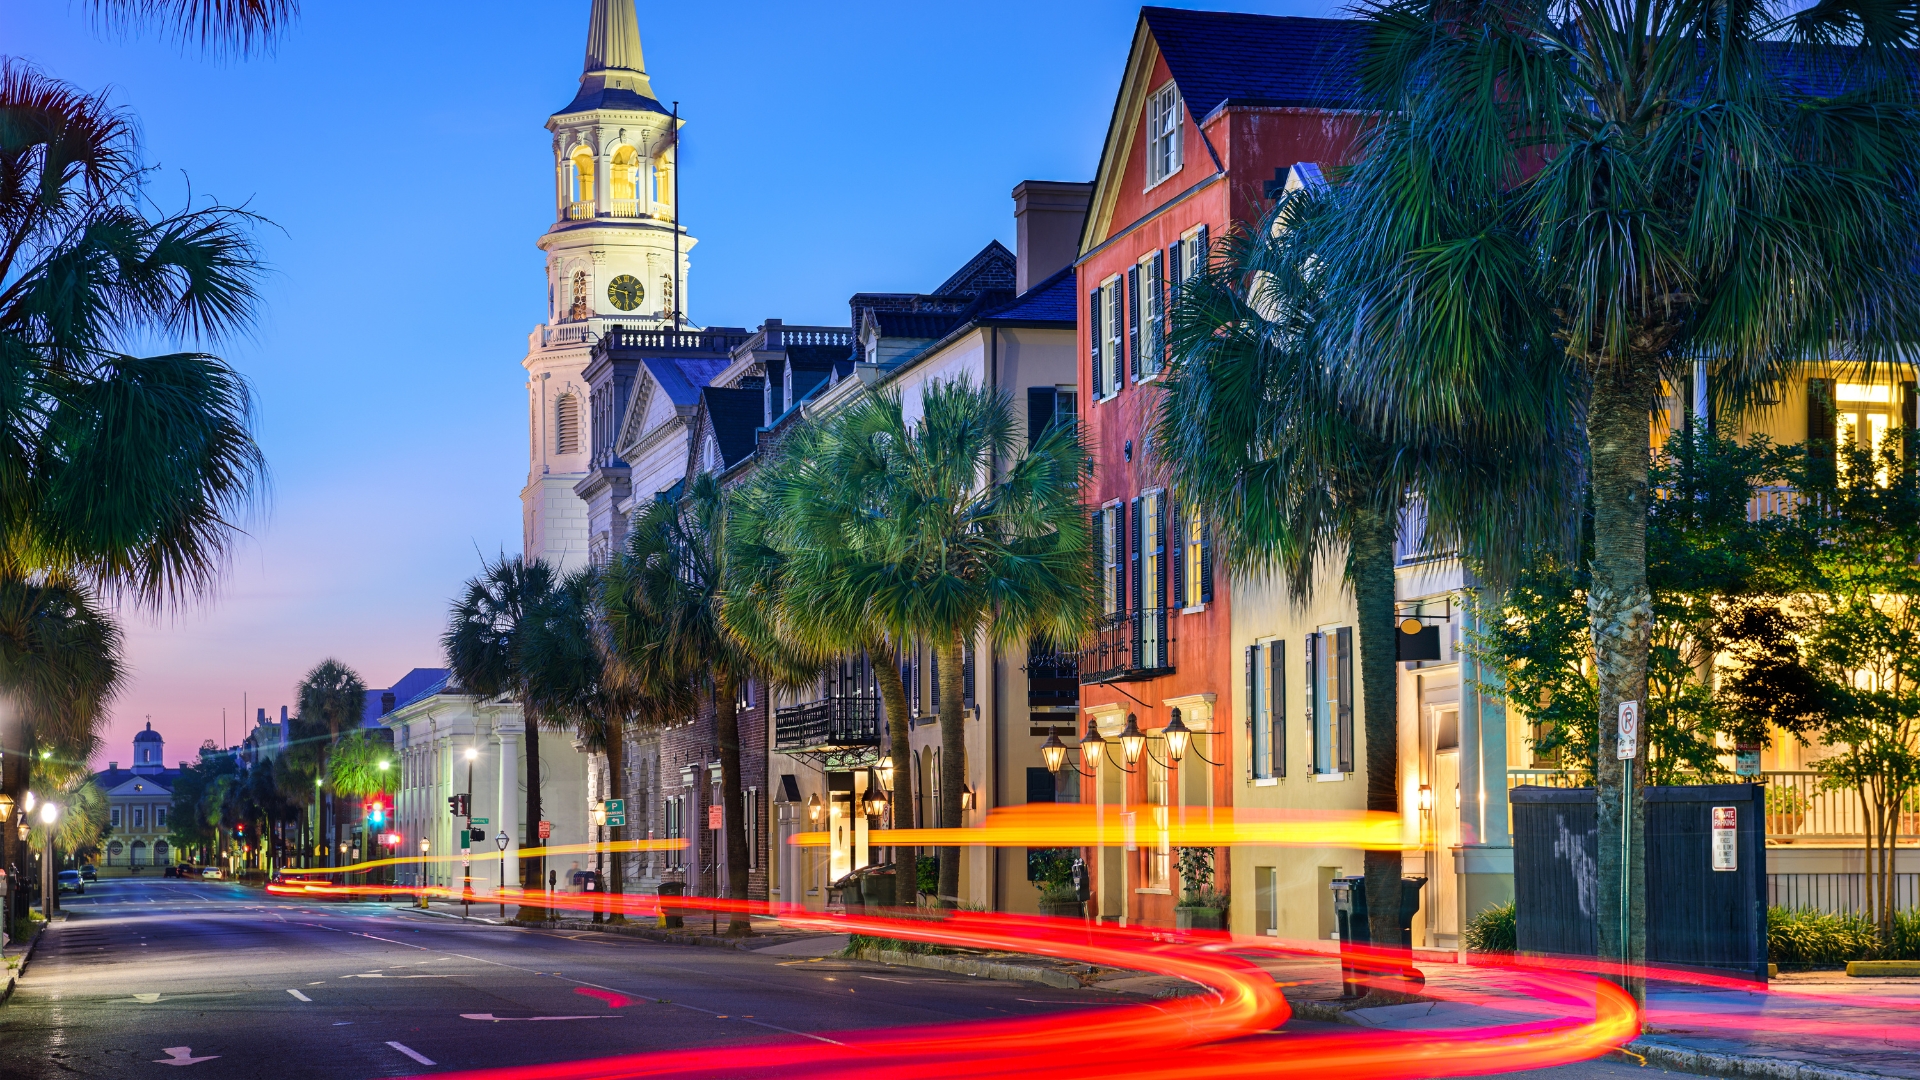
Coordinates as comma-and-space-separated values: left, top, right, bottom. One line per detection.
1146, 82, 1184, 188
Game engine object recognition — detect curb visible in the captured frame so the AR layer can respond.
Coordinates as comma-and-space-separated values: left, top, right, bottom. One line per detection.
1626, 1038, 1907, 1080
847, 946, 1082, 990
395, 906, 776, 952
1, 914, 60, 1007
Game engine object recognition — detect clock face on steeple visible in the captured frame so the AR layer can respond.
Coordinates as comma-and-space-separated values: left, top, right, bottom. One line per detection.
607, 274, 645, 311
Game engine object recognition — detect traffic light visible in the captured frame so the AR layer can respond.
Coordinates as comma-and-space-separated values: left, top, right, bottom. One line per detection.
366, 801, 386, 826
447, 795, 459, 815
468, 827, 485, 845
456, 794, 471, 817
235, 823, 244, 837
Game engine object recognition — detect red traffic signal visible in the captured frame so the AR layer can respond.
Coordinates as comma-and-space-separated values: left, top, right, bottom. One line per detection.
366, 801, 387, 826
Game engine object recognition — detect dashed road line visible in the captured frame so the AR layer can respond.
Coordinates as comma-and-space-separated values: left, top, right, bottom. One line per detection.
286, 989, 311, 1001
386, 1041, 435, 1066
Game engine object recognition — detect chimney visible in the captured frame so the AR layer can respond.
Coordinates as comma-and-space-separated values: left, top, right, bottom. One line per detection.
108, 761, 117, 771
280, 705, 288, 723
1012, 180, 1094, 295
257, 707, 266, 725
381, 691, 397, 715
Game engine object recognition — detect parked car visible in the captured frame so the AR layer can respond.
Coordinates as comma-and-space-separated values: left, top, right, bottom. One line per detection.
79, 864, 97, 882
200, 866, 223, 880
56, 870, 84, 894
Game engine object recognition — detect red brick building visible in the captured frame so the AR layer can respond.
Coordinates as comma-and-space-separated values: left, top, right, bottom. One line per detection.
1074, 7, 1361, 928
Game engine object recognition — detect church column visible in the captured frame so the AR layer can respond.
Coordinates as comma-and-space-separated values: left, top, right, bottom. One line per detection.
496, 728, 522, 894
593, 128, 609, 219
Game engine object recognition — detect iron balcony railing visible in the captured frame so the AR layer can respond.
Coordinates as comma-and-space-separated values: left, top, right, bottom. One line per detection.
599, 326, 752, 354
1078, 609, 1174, 685
774, 695, 883, 753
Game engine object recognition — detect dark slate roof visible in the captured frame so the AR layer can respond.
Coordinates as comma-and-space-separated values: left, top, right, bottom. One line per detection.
871, 309, 978, 340
931, 240, 1017, 297
363, 668, 454, 725
644, 356, 730, 407
703, 387, 763, 468
1141, 8, 1363, 115
94, 766, 180, 793
554, 82, 671, 117
787, 344, 854, 369
984, 266, 1077, 324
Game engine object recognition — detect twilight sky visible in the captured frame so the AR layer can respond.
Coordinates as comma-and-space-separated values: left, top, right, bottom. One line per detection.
9, 0, 1338, 768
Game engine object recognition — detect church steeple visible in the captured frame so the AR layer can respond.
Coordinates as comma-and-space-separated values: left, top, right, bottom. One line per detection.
584, 0, 646, 76
575, 0, 656, 103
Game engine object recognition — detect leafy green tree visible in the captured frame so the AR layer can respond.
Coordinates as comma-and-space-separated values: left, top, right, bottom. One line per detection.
605, 474, 815, 933
1309, 0, 1920, 985
443, 556, 560, 913
1777, 434, 1920, 942
294, 660, 367, 866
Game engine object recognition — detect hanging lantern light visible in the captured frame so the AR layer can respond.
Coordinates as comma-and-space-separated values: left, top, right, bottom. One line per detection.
1041, 731, 1067, 774
1162, 711, 1192, 764
1120, 714, 1146, 767
0, 793, 14, 821
806, 792, 823, 824
875, 756, 895, 792
1081, 719, 1106, 773
1418, 785, 1435, 812
959, 785, 976, 811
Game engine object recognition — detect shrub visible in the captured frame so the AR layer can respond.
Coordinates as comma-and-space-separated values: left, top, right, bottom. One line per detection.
1767, 906, 1920, 967
1464, 901, 1516, 953
915, 855, 938, 898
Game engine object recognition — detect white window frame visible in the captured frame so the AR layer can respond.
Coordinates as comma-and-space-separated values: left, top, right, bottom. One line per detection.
1146, 82, 1185, 189
1138, 253, 1163, 380
1251, 638, 1277, 783
1103, 278, 1124, 397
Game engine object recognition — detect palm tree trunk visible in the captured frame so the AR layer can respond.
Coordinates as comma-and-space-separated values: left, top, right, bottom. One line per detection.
517, 721, 545, 921
871, 638, 913, 907
714, 674, 752, 935
605, 722, 627, 923
1588, 370, 1654, 1006
1348, 506, 1404, 950
937, 635, 967, 908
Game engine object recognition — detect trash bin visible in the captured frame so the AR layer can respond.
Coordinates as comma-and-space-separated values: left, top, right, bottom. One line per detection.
831, 872, 865, 915
1330, 875, 1427, 998
859, 866, 897, 909
656, 881, 685, 929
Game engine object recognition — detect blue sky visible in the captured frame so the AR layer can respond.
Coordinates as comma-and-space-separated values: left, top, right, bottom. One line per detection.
8, 0, 1339, 765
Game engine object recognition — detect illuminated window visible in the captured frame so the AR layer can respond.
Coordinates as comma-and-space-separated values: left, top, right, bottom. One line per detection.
1146, 736, 1170, 888
609, 146, 639, 216
1146, 82, 1184, 187
567, 148, 595, 211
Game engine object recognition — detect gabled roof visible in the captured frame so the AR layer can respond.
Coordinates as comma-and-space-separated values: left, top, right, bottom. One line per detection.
99, 770, 176, 796
701, 387, 763, 469
1140, 8, 1363, 116
643, 356, 730, 408
931, 240, 1018, 297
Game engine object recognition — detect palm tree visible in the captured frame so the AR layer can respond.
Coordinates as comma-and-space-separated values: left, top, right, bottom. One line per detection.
1308, 0, 1920, 986
81, 0, 298, 55
443, 556, 562, 914
808, 379, 1092, 907
293, 660, 367, 866
1154, 196, 1574, 949
725, 411, 919, 904
605, 474, 816, 934
521, 564, 681, 921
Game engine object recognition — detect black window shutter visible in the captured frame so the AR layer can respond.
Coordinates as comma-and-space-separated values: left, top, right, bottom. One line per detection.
1129, 496, 1142, 664
1126, 265, 1142, 382
1271, 640, 1286, 779
1244, 645, 1257, 780
1335, 627, 1354, 773
1199, 517, 1214, 602
930, 647, 940, 712
1171, 500, 1186, 607
1304, 633, 1319, 773
963, 643, 976, 710
1089, 288, 1103, 401
1153, 495, 1167, 612
1195, 224, 1210, 273
1905, 381, 1917, 433
1028, 387, 1056, 449
1151, 251, 1166, 372
1093, 508, 1107, 614
1114, 502, 1127, 613
1808, 378, 1837, 454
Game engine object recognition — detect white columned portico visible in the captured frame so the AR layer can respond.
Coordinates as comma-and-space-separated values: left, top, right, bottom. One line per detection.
1454, 595, 1514, 958
496, 729, 522, 893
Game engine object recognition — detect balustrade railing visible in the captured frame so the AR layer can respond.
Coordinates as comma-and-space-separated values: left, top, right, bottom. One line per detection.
565, 201, 595, 221
1078, 609, 1173, 684
604, 198, 644, 218
601, 326, 750, 354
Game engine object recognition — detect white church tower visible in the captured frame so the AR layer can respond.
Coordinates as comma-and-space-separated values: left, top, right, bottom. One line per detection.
521, 0, 696, 572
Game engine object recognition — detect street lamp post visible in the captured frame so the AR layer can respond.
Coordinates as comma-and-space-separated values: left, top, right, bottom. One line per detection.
464, 746, 478, 917
495, 831, 509, 919
38, 801, 58, 920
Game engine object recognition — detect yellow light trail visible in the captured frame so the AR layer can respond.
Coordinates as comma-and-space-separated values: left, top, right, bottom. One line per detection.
785, 804, 1406, 849
289, 838, 687, 877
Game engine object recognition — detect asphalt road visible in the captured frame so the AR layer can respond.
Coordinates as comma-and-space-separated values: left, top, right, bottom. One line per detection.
0, 878, 1692, 1080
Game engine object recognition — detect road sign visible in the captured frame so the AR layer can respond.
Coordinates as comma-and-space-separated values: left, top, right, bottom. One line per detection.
538, 820, 553, 840
604, 799, 624, 814
470, 817, 489, 825
708, 805, 723, 830
605, 813, 626, 827
1712, 806, 1738, 871
1616, 700, 1640, 760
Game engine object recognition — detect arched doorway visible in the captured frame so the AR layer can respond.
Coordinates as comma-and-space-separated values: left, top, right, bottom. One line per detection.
130, 840, 147, 867
107, 840, 123, 866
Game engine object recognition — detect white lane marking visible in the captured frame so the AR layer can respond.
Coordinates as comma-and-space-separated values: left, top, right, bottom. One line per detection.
340, 973, 452, 979
132, 994, 161, 1003
386, 1042, 434, 1066
286, 989, 312, 1001
154, 1047, 218, 1066
458, 1006, 622, 1014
